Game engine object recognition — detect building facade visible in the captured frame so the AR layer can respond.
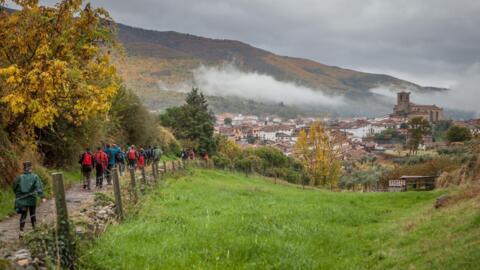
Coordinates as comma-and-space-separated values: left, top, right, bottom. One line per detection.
392, 92, 443, 122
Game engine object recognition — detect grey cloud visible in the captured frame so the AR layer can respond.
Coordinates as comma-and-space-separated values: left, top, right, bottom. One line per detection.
191, 65, 344, 106
35, 0, 479, 96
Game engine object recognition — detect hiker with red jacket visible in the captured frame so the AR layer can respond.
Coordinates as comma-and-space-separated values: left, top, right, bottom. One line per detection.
127, 145, 139, 169
138, 148, 146, 170
94, 147, 109, 188
79, 148, 95, 190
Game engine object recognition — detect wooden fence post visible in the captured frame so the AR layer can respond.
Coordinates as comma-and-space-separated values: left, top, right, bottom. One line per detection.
163, 161, 167, 175
129, 168, 138, 204
52, 173, 75, 270
172, 160, 176, 171
112, 167, 124, 220
142, 166, 147, 186
151, 161, 156, 180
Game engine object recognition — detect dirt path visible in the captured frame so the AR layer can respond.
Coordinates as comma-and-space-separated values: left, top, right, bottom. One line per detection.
0, 161, 178, 255
0, 182, 112, 251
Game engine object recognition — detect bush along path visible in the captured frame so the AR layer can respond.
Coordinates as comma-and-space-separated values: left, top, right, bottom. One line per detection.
0, 159, 185, 269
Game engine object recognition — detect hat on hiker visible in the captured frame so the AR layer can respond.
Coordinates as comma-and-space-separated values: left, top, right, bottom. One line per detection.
23, 161, 32, 172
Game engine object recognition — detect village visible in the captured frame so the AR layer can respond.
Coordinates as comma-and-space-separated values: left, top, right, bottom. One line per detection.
215, 92, 480, 163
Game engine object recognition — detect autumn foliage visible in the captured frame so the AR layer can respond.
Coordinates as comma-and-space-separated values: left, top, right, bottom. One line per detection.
294, 121, 341, 188
0, 1, 177, 182
0, 0, 119, 142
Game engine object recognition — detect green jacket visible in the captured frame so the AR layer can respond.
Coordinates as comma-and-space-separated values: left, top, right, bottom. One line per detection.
153, 148, 163, 161
12, 172, 44, 208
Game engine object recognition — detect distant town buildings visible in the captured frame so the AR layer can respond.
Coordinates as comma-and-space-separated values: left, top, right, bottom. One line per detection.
392, 91, 443, 122
213, 93, 477, 158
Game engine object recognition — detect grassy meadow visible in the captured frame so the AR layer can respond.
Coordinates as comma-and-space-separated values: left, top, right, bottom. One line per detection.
80, 169, 479, 269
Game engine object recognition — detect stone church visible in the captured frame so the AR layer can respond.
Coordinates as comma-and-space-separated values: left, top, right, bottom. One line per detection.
392, 91, 443, 122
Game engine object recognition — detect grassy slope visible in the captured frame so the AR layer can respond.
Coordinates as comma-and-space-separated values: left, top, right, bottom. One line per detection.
82, 169, 479, 270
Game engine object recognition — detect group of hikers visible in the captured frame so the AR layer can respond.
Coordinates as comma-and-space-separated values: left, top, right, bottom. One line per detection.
181, 148, 209, 162
78, 144, 163, 190
11, 145, 212, 235
11, 144, 162, 237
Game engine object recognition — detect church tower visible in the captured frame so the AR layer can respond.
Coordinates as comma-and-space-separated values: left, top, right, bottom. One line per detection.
396, 91, 410, 113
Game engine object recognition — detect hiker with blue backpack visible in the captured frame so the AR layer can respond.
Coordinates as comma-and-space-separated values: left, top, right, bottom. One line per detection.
104, 144, 120, 185
116, 146, 126, 176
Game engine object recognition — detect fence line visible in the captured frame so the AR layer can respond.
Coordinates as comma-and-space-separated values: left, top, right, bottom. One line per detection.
49, 159, 187, 268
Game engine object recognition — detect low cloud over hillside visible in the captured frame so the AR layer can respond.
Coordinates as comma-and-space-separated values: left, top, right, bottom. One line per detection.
370, 64, 480, 117
192, 65, 344, 106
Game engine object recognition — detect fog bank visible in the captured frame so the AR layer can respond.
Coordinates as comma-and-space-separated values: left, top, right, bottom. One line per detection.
370, 64, 480, 117
191, 65, 344, 106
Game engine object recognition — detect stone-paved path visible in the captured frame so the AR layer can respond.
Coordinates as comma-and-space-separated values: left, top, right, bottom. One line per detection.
0, 183, 112, 252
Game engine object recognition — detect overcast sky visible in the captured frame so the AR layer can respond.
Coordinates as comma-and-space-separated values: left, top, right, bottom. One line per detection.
22, 0, 480, 88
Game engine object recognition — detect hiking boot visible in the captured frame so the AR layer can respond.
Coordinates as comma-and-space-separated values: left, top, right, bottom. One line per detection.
19, 231, 25, 239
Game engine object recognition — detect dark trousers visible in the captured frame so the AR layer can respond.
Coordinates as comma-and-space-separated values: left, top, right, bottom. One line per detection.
19, 205, 36, 231
128, 159, 136, 169
106, 164, 114, 185
82, 167, 92, 190
96, 165, 105, 187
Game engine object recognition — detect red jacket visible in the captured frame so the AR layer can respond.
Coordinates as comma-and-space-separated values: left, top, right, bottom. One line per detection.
94, 150, 109, 171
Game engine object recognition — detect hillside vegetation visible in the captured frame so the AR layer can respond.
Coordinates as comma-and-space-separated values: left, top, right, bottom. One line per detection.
81, 169, 479, 269
114, 24, 447, 112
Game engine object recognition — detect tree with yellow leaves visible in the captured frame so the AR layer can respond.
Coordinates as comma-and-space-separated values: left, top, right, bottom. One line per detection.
294, 121, 341, 188
0, 0, 119, 145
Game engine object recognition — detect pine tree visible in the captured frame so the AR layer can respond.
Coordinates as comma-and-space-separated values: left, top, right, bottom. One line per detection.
160, 88, 216, 154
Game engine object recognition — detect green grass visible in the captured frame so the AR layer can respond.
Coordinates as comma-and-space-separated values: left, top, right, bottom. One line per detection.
62, 169, 83, 186
0, 188, 15, 220
81, 169, 479, 269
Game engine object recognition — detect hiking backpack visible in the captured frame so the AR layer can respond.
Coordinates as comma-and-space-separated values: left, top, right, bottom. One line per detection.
82, 153, 93, 166
127, 149, 137, 160
115, 152, 124, 162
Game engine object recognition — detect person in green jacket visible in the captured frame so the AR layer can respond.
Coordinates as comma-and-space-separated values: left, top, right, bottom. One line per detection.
153, 146, 163, 163
12, 161, 46, 233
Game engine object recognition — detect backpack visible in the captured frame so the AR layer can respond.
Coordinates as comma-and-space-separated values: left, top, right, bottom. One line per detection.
82, 153, 93, 166
128, 149, 137, 160
95, 152, 104, 164
115, 152, 124, 162
18, 174, 35, 193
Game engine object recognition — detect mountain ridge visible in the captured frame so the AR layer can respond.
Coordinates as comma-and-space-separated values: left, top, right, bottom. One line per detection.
115, 22, 447, 98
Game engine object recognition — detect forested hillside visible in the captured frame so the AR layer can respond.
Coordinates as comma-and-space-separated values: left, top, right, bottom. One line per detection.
116, 24, 445, 94
113, 23, 448, 115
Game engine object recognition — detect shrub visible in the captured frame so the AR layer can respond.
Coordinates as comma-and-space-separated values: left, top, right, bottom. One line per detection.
212, 153, 232, 169
383, 156, 459, 182
446, 126, 472, 143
